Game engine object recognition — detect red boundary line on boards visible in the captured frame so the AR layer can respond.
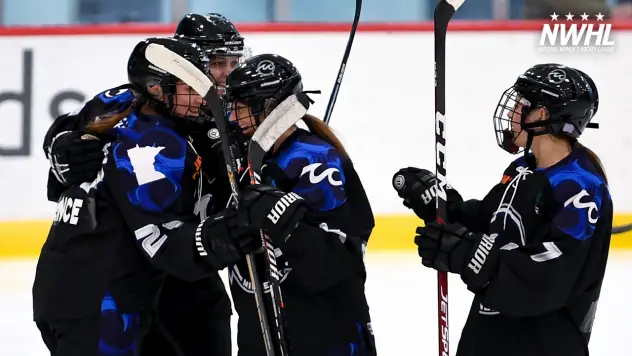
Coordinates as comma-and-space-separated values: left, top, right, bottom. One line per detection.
1, 20, 632, 36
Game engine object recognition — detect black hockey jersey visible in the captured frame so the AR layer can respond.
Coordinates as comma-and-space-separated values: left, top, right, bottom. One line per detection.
450, 147, 612, 356
34, 97, 229, 320
43, 84, 232, 206
229, 129, 376, 356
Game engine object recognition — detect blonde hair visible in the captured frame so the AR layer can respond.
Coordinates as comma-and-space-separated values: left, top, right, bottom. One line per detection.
302, 114, 348, 157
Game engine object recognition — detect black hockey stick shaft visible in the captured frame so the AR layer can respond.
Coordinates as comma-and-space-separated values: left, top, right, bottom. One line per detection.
612, 223, 632, 234
205, 93, 279, 356
142, 44, 278, 356
244, 94, 312, 356
434, 1, 464, 355
247, 165, 290, 356
323, 0, 362, 124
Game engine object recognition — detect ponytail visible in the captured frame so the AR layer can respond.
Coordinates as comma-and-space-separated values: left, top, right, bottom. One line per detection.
302, 114, 348, 157
85, 105, 136, 135
575, 142, 608, 184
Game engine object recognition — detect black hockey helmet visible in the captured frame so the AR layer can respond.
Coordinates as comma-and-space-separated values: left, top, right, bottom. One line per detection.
127, 36, 211, 125
494, 63, 599, 154
175, 13, 248, 58
224, 53, 317, 135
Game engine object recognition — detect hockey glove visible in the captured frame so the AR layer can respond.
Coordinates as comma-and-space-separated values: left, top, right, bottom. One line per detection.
198, 207, 262, 269
392, 167, 463, 222
48, 130, 107, 186
415, 222, 499, 291
237, 184, 307, 245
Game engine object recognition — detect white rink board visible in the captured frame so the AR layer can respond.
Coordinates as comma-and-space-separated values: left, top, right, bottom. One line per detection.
1, 252, 631, 356
0, 32, 631, 220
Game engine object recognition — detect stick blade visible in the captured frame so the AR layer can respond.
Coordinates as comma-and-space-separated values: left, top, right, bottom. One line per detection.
248, 94, 309, 176
250, 94, 309, 153
144, 43, 212, 97
445, 0, 465, 11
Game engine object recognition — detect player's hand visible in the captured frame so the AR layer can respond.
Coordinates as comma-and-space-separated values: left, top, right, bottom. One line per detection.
392, 167, 463, 222
48, 130, 107, 186
415, 222, 498, 291
237, 184, 306, 245
199, 207, 261, 269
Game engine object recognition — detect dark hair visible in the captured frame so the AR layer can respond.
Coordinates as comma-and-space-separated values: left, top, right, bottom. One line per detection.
85, 103, 136, 134
575, 141, 608, 184
302, 114, 348, 157
551, 133, 608, 184
544, 109, 607, 184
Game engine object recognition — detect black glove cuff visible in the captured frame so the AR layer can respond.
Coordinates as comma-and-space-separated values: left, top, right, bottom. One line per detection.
266, 204, 307, 246
460, 233, 500, 292
195, 219, 227, 270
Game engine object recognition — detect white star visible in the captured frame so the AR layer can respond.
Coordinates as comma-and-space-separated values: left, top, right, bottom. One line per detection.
596, 12, 604, 21
565, 12, 574, 21
550, 12, 559, 21
581, 12, 589, 21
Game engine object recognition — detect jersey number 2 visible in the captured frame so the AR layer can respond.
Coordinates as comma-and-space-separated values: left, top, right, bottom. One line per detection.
135, 224, 167, 258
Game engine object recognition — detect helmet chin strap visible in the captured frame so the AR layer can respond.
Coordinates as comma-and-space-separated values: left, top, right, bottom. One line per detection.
521, 122, 552, 170
524, 132, 536, 170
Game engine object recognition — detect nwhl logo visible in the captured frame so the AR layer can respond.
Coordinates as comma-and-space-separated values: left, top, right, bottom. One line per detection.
539, 12, 615, 53
267, 192, 303, 224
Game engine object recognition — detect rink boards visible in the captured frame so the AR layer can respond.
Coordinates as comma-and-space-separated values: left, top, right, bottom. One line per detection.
1, 23, 632, 257
2, 214, 632, 257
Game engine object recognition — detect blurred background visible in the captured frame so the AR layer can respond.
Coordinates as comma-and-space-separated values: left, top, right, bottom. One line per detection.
2, 0, 632, 25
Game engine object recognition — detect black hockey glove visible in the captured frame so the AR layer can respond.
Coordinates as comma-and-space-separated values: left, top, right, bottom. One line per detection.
415, 222, 499, 291
198, 207, 262, 270
237, 184, 307, 245
48, 130, 108, 186
392, 167, 463, 222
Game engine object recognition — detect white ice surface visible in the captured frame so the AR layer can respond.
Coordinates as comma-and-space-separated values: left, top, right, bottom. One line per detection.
1, 252, 630, 356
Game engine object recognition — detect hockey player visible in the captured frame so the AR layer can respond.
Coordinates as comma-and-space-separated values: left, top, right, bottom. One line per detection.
41, 13, 248, 356
45, 12, 248, 199
221, 53, 377, 355
392, 64, 611, 356
33, 37, 261, 356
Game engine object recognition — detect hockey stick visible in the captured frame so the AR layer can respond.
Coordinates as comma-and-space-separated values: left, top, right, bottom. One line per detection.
245, 93, 312, 355
323, 0, 362, 124
434, 1, 464, 356
144, 43, 278, 356
248, 94, 310, 174
612, 223, 632, 234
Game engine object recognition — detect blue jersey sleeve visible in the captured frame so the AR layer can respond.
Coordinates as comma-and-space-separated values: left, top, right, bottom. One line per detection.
269, 133, 347, 211
546, 158, 607, 241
